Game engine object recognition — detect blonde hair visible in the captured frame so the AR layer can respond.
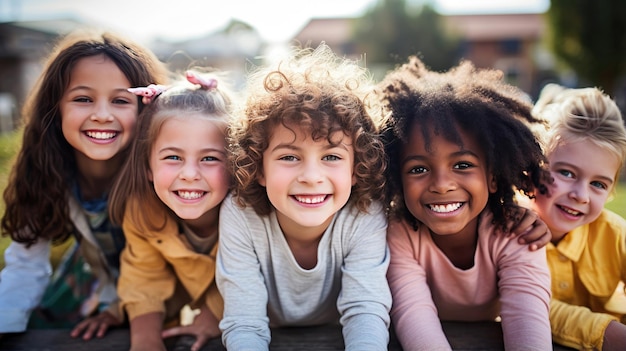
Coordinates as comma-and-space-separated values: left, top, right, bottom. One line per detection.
534, 86, 626, 180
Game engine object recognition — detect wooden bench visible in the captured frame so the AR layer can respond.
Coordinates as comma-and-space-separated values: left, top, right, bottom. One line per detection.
0, 322, 576, 350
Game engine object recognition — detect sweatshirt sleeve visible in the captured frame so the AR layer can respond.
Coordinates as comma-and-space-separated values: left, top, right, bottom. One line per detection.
386, 220, 451, 351
338, 203, 391, 351
0, 240, 52, 333
550, 298, 616, 350
117, 209, 177, 321
497, 243, 552, 351
216, 196, 271, 350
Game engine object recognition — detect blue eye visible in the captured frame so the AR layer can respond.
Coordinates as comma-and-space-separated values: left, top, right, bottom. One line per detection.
557, 169, 574, 178
279, 155, 298, 161
322, 155, 340, 161
590, 181, 608, 190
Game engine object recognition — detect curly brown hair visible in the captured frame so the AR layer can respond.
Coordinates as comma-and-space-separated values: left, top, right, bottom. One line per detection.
379, 57, 551, 230
1, 29, 168, 246
229, 44, 386, 215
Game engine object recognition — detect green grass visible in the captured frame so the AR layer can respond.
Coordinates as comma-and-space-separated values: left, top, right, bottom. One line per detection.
606, 181, 626, 218
0, 129, 22, 269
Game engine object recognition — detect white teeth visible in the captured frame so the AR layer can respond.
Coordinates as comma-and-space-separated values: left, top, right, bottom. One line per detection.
429, 203, 462, 213
86, 131, 116, 140
560, 206, 581, 216
178, 191, 203, 199
295, 195, 326, 204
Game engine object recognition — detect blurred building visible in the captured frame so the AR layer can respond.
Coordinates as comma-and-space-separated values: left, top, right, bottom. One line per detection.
292, 17, 357, 59
293, 13, 553, 97
149, 19, 264, 91
0, 19, 87, 132
0, 18, 265, 132
444, 13, 549, 97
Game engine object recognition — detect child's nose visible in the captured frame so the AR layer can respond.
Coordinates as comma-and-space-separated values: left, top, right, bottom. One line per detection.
179, 163, 201, 180
429, 171, 456, 193
568, 182, 590, 204
90, 101, 114, 122
297, 160, 323, 183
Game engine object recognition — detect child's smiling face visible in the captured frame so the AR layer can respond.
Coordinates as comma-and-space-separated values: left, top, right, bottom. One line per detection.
60, 54, 138, 162
259, 123, 356, 238
532, 140, 620, 242
400, 123, 496, 237
149, 114, 229, 225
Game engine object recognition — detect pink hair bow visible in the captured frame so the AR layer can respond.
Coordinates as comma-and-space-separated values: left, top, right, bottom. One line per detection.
186, 71, 218, 90
127, 84, 167, 104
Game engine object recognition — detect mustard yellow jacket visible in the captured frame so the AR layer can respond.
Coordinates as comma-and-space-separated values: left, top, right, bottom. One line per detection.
548, 209, 626, 350
116, 200, 222, 322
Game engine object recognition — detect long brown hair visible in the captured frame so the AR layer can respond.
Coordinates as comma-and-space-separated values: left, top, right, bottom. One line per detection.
1, 29, 167, 246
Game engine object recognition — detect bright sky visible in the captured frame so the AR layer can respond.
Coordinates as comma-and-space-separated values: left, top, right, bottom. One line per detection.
2, 0, 549, 45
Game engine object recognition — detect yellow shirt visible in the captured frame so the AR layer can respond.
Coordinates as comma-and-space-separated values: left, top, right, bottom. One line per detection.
116, 199, 223, 322
548, 209, 626, 350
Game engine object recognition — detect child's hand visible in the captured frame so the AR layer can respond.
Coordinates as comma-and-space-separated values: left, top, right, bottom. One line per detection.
504, 206, 551, 251
70, 310, 122, 340
161, 305, 220, 351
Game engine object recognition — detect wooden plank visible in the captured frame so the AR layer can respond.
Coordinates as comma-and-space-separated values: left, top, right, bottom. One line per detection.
0, 322, 577, 350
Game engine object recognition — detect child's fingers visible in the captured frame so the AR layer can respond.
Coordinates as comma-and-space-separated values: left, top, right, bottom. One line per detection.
161, 325, 187, 339
70, 321, 87, 338
81, 322, 99, 340
517, 224, 551, 250
191, 334, 209, 351
96, 323, 109, 338
509, 212, 538, 235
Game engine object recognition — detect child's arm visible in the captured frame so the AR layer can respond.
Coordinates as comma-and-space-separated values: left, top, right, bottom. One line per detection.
503, 205, 551, 250
602, 320, 626, 351
550, 298, 621, 350
387, 220, 451, 350
216, 197, 271, 350
497, 239, 552, 350
117, 212, 179, 350
0, 240, 52, 333
129, 311, 166, 351
161, 304, 220, 351
339, 204, 391, 350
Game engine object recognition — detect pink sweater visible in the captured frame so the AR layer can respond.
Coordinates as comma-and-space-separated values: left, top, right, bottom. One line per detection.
387, 211, 552, 351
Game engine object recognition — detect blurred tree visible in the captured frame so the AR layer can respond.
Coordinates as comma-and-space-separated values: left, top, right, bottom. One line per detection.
546, 0, 626, 95
352, 0, 460, 76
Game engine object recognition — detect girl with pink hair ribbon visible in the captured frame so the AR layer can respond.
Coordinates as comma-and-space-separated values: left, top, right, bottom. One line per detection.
110, 70, 235, 351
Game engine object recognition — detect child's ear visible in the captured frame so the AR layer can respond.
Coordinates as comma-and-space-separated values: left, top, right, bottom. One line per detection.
352, 172, 357, 186
258, 173, 266, 187
488, 174, 497, 193
148, 169, 153, 182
